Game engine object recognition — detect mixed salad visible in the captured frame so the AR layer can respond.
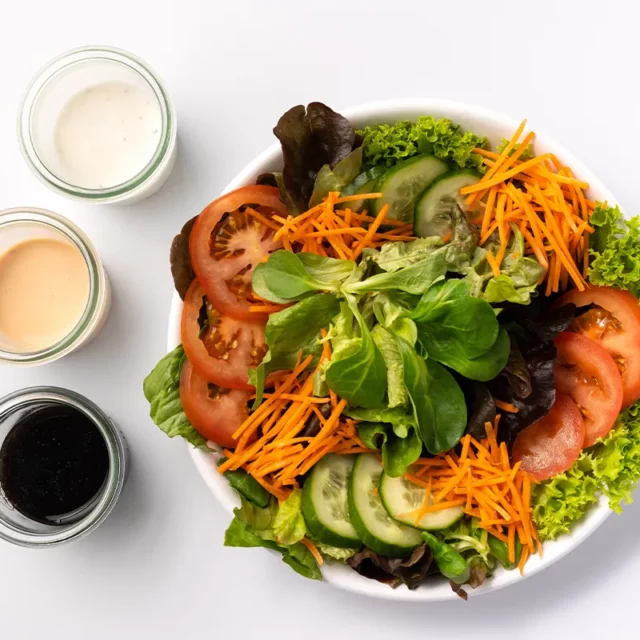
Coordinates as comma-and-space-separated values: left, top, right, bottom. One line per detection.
144, 103, 640, 598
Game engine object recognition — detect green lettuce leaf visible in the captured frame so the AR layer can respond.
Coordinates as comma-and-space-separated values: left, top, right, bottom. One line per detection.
273, 489, 307, 545
588, 203, 640, 297
463, 225, 544, 305
315, 543, 358, 561
357, 117, 487, 170
143, 346, 206, 448
309, 146, 363, 207
371, 324, 407, 408
224, 497, 322, 581
532, 455, 600, 540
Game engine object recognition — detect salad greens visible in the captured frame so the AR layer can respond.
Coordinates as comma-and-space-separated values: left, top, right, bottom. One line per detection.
148, 100, 640, 595
249, 293, 339, 404
324, 299, 388, 409
357, 117, 486, 171
224, 497, 322, 580
588, 203, 640, 296
143, 345, 206, 448
267, 102, 361, 215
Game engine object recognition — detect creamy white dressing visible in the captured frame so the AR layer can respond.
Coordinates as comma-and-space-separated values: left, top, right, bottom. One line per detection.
52, 82, 162, 189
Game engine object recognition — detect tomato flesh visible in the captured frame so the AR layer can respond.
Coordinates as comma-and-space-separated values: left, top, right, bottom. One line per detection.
180, 360, 251, 448
190, 186, 286, 322
559, 286, 640, 407
554, 331, 623, 447
512, 392, 585, 481
181, 280, 267, 390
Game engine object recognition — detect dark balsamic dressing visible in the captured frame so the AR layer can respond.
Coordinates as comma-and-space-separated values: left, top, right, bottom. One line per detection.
0, 402, 109, 524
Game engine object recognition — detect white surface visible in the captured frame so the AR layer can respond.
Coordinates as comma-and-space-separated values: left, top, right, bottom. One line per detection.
1, 0, 639, 637
179, 98, 617, 601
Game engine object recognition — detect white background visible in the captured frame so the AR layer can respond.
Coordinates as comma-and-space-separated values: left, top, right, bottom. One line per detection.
0, 1, 638, 638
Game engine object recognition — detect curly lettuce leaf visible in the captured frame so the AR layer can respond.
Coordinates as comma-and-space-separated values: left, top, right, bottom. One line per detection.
533, 401, 640, 540
588, 203, 640, 296
532, 455, 600, 540
357, 117, 487, 170
143, 346, 207, 448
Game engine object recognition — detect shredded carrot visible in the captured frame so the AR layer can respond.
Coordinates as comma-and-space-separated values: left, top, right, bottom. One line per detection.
406, 416, 538, 574
248, 304, 289, 314
495, 400, 519, 413
485, 251, 501, 278
300, 538, 324, 566
466, 124, 593, 294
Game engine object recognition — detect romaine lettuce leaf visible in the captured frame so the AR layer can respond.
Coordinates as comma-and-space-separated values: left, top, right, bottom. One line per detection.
143, 346, 206, 448
273, 489, 306, 546
224, 497, 322, 581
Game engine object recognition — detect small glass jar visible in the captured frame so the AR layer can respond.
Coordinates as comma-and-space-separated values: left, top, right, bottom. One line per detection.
18, 46, 177, 204
0, 387, 128, 547
0, 207, 111, 365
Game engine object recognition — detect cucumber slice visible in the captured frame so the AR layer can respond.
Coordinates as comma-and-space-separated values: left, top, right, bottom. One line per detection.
379, 472, 464, 531
301, 454, 361, 548
373, 155, 449, 224
414, 169, 480, 238
348, 454, 423, 557
341, 166, 387, 212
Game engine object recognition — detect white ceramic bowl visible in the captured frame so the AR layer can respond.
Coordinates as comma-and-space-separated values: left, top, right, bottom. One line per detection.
168, 100, 617, 601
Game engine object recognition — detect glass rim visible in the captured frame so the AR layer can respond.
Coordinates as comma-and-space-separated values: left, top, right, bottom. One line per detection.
0, 386, 127, 548
0, 207, 107, 365
17, 45, 176, 203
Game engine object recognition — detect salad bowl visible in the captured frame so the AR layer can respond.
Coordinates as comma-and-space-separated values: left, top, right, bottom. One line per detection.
167, 99, 617, 601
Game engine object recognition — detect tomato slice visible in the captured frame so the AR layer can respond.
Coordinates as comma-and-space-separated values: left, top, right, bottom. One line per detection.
554, 332, 623, 447
181, 280, 267, 390
190, 186, 286, 322
559, 286, 640, 407
180, 360, 251, 448
512, 392, 585, 481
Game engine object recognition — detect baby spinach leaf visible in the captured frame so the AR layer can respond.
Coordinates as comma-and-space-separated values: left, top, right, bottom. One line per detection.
325, 299, 387, 409
371, 325, 407, 408
251, 294, 340, 405
252, 251, 353, 302
396, 337, 467, 454
143, 345, 207, 448
357, 422, 423, 477
411, 280, 499, 359
427, 329, 510, 382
